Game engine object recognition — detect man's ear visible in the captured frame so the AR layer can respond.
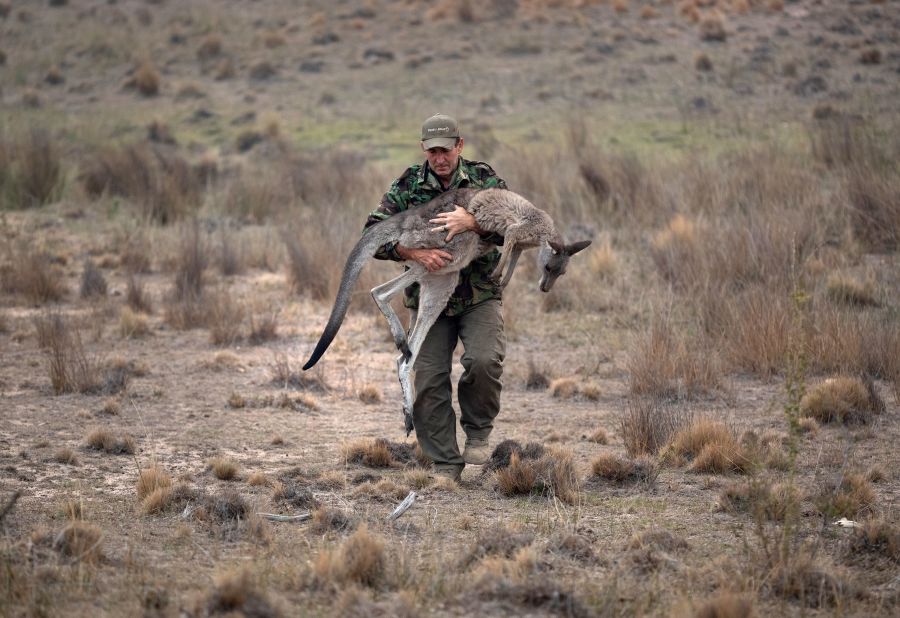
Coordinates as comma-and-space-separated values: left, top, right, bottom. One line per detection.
420, 141, 427, 152
456, 137, 464, 152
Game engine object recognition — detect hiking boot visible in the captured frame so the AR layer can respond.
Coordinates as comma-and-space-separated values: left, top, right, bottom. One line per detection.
463, 438, 490, 465
432, 464, 463, 483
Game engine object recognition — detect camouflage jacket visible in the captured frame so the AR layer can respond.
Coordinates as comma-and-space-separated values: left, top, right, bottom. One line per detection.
364, 158, 507, 316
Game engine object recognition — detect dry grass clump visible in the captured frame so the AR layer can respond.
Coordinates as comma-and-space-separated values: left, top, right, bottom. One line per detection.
627, 320, 722, 400
79, 260, 107, 299
461, 525, 535, 569
341, 438, 393, 468
689, 593, 756, 618
590, 453, 658, 486
247, 472, 269, 487
475, 576, 590, 618
85, 427, 136, 454
620, 398, 691, 457
357, 384, 382, 404
247, 307, 278, 344
136, 465, 172, 500
98, 397, 120, 415
699, 12, 727, 41
401, 468, 433, 490
846, 518, 899, 562
525, 359, 550, 390
205, 567, 281, 617
2, 247, 66, 303
815, 473, 875, 518
664, 419, 754, 474
52, 447, 80, 466
44, 521, 103, 563
208, 456, 240, 481
800, 376, 884, 425
269, 353, 329, 391
770, 553, 858, 608
352, 478, 409, 502
492, 443, 579, 504
272, 480, 320, 510
718, 480, 798, 522
207, 288, 244, 346
587, 427, 608, 444
119, 306, 150, 338
141, 483, 200, 516
129, 60, 160, 96
314, 525, 386, 588
310, 506, 356, 534
80, 143, 199, 224
196, 34, 222, 60
0, 129, 63, 208
624, 529, 689, 554
825, 273, 879, 307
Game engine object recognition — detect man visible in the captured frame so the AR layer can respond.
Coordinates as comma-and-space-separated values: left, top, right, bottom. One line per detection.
364, 113, 507, 482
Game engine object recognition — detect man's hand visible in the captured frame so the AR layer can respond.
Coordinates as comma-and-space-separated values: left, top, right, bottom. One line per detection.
397, 246, 454, 272
429, 206, 482, 242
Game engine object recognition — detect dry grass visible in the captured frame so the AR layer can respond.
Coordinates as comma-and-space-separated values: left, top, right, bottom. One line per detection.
548, 377, 578, 399
310, 506, 356, 534
0, 129, 63, 208
207, 288, 244, 346
846, 517, 900, 562
52, 447, 79, 466
247, 472, 269, 487
590, 453, 658, 486
205, 567, 280, 617
208, 456, 240, 481
586, 427, 608, 444
800, 376, 884, 425
119, 306, 150, 339
247, 306, 278, 344
46, 322, 103, 394
131, 60, 160, 96
826, 273, 879, 307
718, 480, 799, 522
689, 593, 756, 618
42, 521, 103, 563
357, 384, 383, 404
341, 438, 394, 468
494, 446, 579, 504
620, 398, 691, 457
816, 473, 876, 519
314, 525, 386, 588
136, 464, 172, 500
79, 260, 107, 299
770, 553, 858, 608
665, 419, 754, 474
85, 427, 136, 454
2, 246, 66, 303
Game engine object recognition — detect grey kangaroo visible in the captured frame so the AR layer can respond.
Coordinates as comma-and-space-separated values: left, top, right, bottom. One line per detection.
302, 187, 591, 434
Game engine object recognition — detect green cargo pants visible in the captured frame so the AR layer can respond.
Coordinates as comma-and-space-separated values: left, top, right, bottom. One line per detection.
412, 298, 506, 471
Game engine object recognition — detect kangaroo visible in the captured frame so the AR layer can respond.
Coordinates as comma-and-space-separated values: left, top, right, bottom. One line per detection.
302, 188, 591, 434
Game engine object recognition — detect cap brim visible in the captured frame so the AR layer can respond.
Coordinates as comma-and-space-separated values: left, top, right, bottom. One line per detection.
422, 137, 457, 150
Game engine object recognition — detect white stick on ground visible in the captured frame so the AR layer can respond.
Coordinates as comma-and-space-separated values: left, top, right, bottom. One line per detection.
257, 512, 312, 522
386, 491, 417, 521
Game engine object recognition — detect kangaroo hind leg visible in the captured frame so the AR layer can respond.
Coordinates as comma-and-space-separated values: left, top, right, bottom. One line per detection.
397, 272, 458, 435
491, 224, 523, 282
371, 265, 424, 361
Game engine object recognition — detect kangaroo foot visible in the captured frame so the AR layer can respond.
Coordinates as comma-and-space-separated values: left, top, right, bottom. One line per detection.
403, 409, 414, 436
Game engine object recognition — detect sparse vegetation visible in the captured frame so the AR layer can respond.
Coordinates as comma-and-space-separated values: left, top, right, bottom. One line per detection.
800, 376, 884, 425
85, 427, 136, 454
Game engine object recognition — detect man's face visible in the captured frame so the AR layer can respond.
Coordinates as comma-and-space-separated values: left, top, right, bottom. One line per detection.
422, 138, 464, 181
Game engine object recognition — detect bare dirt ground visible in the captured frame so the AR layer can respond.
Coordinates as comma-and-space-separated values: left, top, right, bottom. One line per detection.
1, 1, 899, 616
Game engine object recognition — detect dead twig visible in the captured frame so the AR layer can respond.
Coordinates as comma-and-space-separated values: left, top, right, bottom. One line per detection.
387, 491, 417, 522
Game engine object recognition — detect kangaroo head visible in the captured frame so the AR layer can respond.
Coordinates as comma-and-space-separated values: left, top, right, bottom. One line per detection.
538, 239, 592, 292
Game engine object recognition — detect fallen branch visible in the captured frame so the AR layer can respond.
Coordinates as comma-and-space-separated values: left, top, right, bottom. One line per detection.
258, 512, 311, 522
386, 491, 417, 522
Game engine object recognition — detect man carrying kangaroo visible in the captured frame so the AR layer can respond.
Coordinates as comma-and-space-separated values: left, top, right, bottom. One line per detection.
364, 113, 506, 482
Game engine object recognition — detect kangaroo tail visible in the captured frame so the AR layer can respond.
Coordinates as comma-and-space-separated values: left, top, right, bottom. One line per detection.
303, 226, 393, 370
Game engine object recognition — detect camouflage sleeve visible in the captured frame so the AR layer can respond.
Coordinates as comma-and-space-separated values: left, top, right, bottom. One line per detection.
364, 171, 414, 261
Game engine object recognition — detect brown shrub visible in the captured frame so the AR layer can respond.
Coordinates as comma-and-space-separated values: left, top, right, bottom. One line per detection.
666, 419, 754, 474
247, 472, 268, 487
846, 518, 899, 562
52, 447, 80, 466
79, 260, 108, 298
525, 359, 550, 390
846, 165, 900, 252
205, 568, 280, 617
341, 439, 393, 468
695, 53, 713, 72
131, 60, 160, 96
47, 323, 103, 395
699, 13, 727, 42
310, 506, 356, 534
770, 554, 858, 608
262, 31, 286, 48
137, 465, 172, 500
825, 273, 879, 307
314, 525, 386, 588
587, 427, 608, 444
590, 453, 657, 486
549, 377, 578, 399
816, 473, 875, 519
196, 34, 222, 61
208, 456, 240, 481
718, 480, 798, 522
2, 246, 66, 303
495, 447, 579, 504
800, 376, 884, 425
691, 593, 756, 618
85, 427, 136, 454
620, 398, 691, 457
80, 143, 199, 224
2, 129, 64, 208
141, 483, 199, 515
208, 288, 244, 346
357, 384, 382, 404
50, 521, 103, 563
119, 307, 150, 339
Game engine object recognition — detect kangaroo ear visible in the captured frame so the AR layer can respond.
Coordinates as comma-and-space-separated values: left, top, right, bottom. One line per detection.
548, 240, 564, 254
566, 240, 592, 255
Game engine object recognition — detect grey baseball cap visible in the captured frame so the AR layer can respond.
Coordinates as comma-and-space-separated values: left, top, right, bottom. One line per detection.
421, 113, 459, 150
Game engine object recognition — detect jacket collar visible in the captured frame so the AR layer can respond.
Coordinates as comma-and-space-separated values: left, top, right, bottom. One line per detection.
419, 159, 470, 191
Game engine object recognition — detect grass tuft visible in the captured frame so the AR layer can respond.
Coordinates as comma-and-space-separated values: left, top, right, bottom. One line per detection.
800, 376, 884, 425
314, 525, 386, 587
85, 427, 136, 454
208, 456, 240, 481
